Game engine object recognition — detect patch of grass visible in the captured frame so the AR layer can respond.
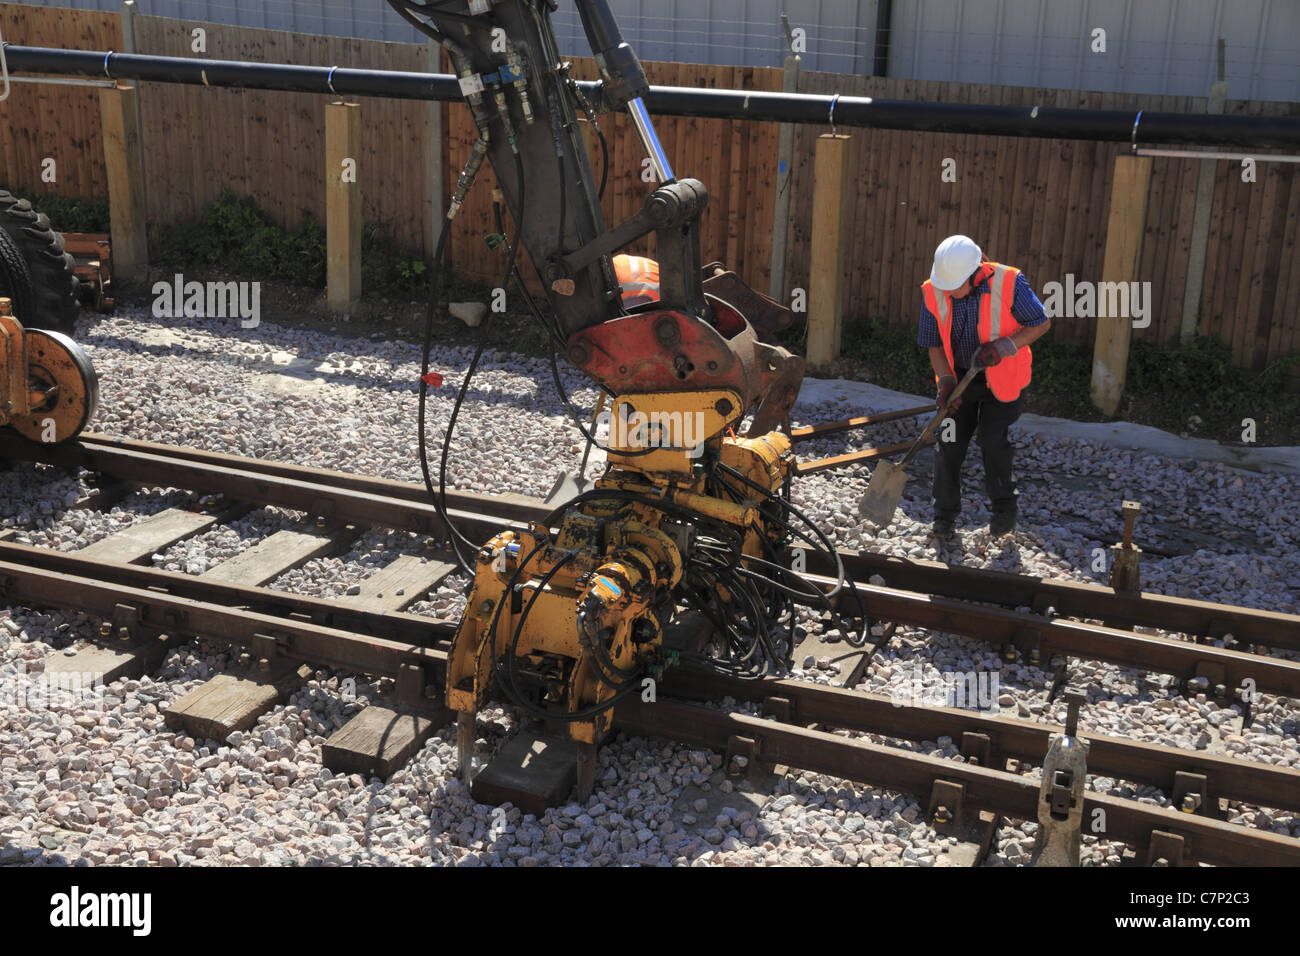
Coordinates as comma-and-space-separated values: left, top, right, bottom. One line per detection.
837, 314, 937, 397
1122, 336, 1300, 443
149, 190, 511, 303
361, 222, 431, 295
0, 187, 111, 233
150, 189, 327, 286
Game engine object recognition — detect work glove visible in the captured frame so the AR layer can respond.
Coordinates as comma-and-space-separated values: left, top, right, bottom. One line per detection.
976, 336, 1018, 368
936, 374, 961, 412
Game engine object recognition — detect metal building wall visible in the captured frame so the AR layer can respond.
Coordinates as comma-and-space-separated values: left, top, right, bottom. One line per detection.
19, 0, 876, 71
888, 0, 1299, 101
546, 0, 876, 72
19, 0, 1300, 101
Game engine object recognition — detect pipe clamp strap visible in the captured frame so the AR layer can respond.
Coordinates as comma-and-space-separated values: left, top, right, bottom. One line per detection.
829, 93, 840, 134
327, 65, 338, 95
103, 50, 114, 78
0, 28, 8, 102
1131, 109, 1143, 151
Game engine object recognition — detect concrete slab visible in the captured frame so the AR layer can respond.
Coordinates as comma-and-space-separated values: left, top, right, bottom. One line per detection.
792, 627, 876, 689
78, 507, 218, 563
795, 377, 1300, 475
203, 526, 350, 587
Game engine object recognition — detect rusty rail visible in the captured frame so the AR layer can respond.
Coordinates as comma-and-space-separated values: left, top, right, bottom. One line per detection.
615, 697, 1300, 867
4, 431, 1297, 693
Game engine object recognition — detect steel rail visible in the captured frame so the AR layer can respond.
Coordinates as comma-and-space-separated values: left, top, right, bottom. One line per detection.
0, 559, 448, 681
62, 433, 549, 525
16, 433, 1298, 648
795, 548, 1300, 652
808, 570, 1300, 699
4, 44, 1299, 147
12, 534, 1294, 817
0, 539, 456, 649
8, 530, 1295, 816
661, 666, 1300, 814
4, 553, 1295, 864
615, 697, 1300, 866
0, 433, 527, 543
0, 431, 543, 528
4, 433, 1296, 666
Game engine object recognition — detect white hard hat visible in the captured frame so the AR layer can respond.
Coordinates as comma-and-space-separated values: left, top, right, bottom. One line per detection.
930, 235, 982, 291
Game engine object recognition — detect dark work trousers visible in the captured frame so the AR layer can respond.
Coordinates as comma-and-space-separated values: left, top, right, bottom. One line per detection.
932, 369, 1023, 522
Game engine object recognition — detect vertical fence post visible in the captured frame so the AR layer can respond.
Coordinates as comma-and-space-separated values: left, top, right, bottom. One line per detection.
425, 37, 444, 262
1090, 153, 1152, 416
806, 133, 851, 369
1179, 41, 1228, 343
326, 100, 362, 312
119, 0, 149, 245
768, 30, 800, 302
98, 82, 148, 283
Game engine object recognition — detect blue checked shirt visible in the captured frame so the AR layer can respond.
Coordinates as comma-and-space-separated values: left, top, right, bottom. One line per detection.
917, 270, 1049, 370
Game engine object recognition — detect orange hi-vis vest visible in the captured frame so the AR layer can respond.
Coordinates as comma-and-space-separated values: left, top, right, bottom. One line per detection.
613, 254, 660, 308
922, 261, 1033, 402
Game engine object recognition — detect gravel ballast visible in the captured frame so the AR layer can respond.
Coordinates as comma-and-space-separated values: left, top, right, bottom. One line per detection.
0, 309, 1296, 867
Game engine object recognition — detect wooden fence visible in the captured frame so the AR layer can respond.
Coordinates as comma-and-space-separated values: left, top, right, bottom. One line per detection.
784, 71, 1300, 372
1, 3, 1297, 368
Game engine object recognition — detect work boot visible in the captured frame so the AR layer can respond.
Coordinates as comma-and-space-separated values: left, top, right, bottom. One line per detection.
931, 517, 956, 539
989, 511, 1017, 537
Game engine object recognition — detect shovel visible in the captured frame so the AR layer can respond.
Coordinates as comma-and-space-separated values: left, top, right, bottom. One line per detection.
857, 364, 983, 527
544, 390, 607, 506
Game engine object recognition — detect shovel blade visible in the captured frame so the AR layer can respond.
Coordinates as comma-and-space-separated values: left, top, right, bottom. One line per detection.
543, 471, 594, 507
858, 461, 909, 526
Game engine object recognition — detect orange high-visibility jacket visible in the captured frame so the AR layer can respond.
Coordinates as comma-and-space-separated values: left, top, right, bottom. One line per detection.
613, 254, 660, 307
922, 261, 1033, 402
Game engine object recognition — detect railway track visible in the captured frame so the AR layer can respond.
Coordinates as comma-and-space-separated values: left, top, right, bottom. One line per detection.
2, 431, 1299, 866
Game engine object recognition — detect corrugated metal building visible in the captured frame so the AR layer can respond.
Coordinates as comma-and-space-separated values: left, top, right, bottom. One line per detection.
21, 0, 1300, 101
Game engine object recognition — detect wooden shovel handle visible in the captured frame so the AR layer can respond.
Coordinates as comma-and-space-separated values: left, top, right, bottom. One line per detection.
897, 364, 983, 469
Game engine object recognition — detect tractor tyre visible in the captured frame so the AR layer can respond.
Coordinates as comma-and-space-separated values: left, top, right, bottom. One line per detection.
0, 225, 36, 323
0, 190, 81, 335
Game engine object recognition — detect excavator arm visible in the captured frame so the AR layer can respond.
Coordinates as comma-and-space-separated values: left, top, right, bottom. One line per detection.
391, 0, 801, 424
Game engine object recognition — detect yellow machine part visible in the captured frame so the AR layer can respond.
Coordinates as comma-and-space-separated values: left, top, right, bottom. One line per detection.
721, 432, 792, 494
445, 389, 798, 759
0, 300, 98, 442
605, 388, 743, 476
446, 517, 677, 744
0, 307, 26, 428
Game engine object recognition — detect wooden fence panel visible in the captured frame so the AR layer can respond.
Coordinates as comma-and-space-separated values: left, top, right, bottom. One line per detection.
133, 16, 431, 259
781, 70, 1300, 369
0, 4, 121, 199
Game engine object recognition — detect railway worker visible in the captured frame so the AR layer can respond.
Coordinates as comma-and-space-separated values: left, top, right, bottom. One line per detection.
613, 253, 660, 308
918, 235, 1052, 539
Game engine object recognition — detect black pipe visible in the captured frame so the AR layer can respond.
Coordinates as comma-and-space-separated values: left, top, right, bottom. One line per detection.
873, 0, 892, 78
642, 87, 1300, 148
2, 45, 462, 100
4, 43, 1299, 147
